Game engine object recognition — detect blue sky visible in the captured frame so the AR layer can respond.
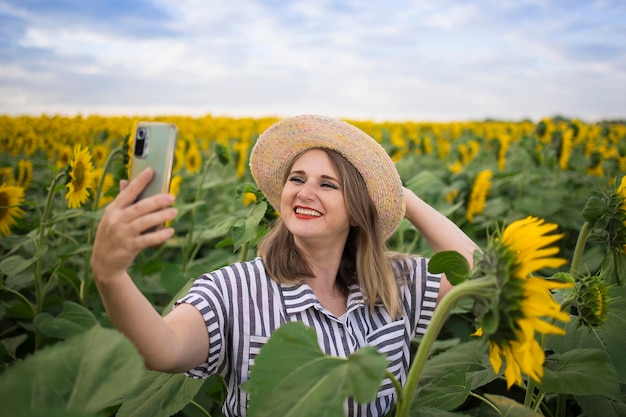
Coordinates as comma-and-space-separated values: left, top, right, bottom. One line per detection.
1, 0, 624, 121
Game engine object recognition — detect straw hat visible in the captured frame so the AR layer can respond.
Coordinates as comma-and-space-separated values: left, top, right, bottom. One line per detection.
249, 114, 405, 239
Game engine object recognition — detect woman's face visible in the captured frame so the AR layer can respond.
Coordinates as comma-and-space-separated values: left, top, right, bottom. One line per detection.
280, 149, 351, 246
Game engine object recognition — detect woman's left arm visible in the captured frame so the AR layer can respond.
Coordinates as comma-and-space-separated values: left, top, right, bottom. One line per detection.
403, 187, 480, 300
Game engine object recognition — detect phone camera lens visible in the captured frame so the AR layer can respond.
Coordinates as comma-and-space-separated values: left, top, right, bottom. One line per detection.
134, 127, 149, 157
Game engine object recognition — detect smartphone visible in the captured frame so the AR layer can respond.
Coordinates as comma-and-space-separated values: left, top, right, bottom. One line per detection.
128, 121, 178, 230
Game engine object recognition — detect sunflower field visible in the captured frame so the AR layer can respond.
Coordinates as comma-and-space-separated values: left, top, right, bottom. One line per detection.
0, 113, 625, 417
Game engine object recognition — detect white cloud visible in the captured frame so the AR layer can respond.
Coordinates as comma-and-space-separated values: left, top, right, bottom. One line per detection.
0, 0, 624, 121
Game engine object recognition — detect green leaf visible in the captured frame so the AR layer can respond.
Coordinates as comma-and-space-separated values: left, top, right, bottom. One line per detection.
233, 201, 267, 250
0, 326, 144, 416
33, 301, 99, 340
575, 395, 626, 417
116, 371, 206, 417
0, 245, 47, 276
0, 334, 28, 359
482, 394, 542, 417
412, 366, 471, 411
159, 263, 188, 296
512, 193, 564, 218
420, 339, 496, 390
480, 307, 500, 336
540, 348, 621, 399
601, 247, 626, 286
428, 251, 470, 285
244, 321, 388, 417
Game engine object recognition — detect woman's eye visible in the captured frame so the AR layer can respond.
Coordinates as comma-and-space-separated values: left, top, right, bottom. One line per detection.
321, 182, 339, 189
289, 176, 305, 184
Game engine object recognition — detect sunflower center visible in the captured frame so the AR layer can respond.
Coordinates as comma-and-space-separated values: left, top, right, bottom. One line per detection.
74, 162, 86, 188
0, 191, 8, 218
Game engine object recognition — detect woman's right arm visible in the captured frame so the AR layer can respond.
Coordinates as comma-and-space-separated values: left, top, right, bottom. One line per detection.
91, 167, 209, 373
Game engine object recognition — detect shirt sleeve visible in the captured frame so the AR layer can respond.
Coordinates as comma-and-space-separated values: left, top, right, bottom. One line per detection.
174, 271, 229, 378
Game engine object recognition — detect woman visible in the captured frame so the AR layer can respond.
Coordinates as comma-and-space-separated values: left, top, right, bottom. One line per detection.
91, 115, 478, 417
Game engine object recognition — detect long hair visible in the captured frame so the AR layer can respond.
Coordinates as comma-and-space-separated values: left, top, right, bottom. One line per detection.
257, 148, 402, 318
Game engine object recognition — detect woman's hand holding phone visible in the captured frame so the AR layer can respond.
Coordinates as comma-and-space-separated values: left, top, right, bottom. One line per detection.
91, 167, 178, 284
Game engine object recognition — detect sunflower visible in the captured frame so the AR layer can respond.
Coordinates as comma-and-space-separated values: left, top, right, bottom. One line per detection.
185, 141, 202, 174
65, 145, 97, 208
56, 145, 73, 169
172, 146, 184, 174
473, 216, 571, 388
575, 274, 610, 328
0, 184, 26, 237
168, 175, 183, 198
92, 144, 109, 167
17, 159, 33, 189
0, 167, 15, 185
618, 176, 626, 254
466, 169, 492, 223
448, 160, 463, 174
242, 191, 257, 207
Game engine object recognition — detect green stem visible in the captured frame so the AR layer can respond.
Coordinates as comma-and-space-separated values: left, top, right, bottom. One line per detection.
30, 171, 65, 350
0, 324, 21, 339
387, 370, 403, 406
35, 171, 65, 314
394, 277, 496, 417
523, 376, 536, 408
239, 241, 250, 263
468, 392, 501, 416
92, 147, 124, 213
81, 147, 124, 304
38, 172, 65, 246
570, 221, 591, 277
183, 155, 215, 272
188, 400, 212, 417
533, 391, 546, 411
555, 393, 567, 417
525, 331, 553, 409
4, 288, 36, 317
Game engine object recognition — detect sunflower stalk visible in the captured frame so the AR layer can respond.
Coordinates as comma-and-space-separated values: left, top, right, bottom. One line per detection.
394, 276, 496, 417
524, 331, 551, 410
239, 241, 250, 263
80, 146, 124, 304
33, 170, 65, 349
183, 154, 215, 273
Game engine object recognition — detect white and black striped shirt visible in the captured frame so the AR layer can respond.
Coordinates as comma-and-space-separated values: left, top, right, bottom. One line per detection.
176, 256, 441, 417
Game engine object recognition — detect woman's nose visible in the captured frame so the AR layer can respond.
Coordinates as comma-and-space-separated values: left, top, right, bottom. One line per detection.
297, 184, 314, 201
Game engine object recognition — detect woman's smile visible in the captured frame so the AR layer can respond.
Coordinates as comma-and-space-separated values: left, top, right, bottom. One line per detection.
294, 206, 322, 219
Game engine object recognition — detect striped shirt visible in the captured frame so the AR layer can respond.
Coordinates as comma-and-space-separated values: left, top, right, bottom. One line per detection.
176, 256, 441, 417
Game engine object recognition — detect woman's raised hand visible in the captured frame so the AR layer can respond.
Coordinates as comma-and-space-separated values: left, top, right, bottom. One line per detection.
91, 167, 178, 283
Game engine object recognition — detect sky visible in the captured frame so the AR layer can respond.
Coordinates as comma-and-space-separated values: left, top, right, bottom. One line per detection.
1, 0, 625, 122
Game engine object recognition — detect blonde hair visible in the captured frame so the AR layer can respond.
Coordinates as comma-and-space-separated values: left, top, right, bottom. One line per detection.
257, 149, 403, 318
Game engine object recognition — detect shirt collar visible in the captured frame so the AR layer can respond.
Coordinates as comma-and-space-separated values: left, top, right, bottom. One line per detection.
280, 282, 368, 316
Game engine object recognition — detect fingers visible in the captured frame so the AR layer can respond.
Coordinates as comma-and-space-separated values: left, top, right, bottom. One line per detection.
111, 168, 154, 209
135, 225, 176, 248
129, 206, 178, 235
